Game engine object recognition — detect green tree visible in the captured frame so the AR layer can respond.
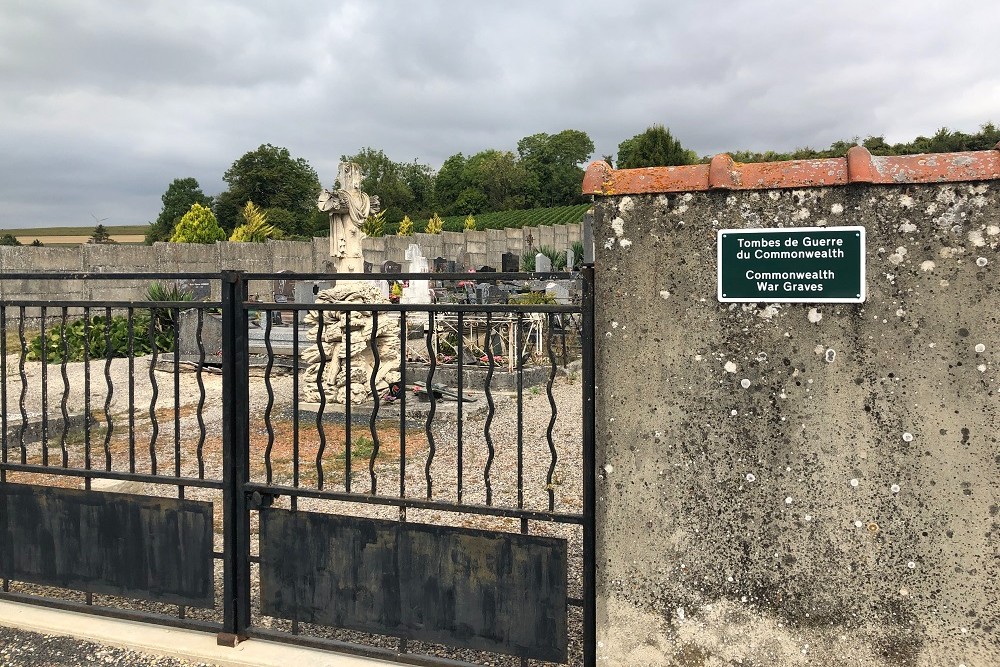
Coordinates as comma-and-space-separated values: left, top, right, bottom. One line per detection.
340, 148, 435, 223
0, 233, 21, 246
29, 239, 44, 246
517, 129, 594, 207
398, 215, 414, 236
616, 124, 696, 168
147, 178, 212, 244
433, 153, 469, 215
217, 144, 320, 237
170, 203, 226, 243
466, 149, 532, 211
229, 201, 282, 242
89, 224, 114, 244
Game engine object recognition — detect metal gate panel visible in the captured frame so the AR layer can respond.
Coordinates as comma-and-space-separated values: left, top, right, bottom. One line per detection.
0, 483, 215, 608
259, 508, 568, 662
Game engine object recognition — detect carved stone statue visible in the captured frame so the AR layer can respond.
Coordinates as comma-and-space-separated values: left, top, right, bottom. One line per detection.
303, 162, 398, 405
318, 162, 380, 273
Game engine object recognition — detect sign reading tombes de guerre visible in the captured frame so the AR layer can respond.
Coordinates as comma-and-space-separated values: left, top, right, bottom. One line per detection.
717, 226, 866, 303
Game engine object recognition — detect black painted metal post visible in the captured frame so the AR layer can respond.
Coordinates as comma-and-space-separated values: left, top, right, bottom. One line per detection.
220, 270, 251, 645
581, 264, 597, 667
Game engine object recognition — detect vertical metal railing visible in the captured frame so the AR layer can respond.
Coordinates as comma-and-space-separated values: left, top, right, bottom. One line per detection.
220, 270, 251, 645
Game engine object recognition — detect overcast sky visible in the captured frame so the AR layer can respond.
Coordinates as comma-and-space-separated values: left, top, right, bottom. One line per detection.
2, 0, 999, 229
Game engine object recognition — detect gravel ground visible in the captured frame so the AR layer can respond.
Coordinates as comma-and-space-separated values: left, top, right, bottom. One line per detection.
0, 626, 215, 667
2, 353, 586, 666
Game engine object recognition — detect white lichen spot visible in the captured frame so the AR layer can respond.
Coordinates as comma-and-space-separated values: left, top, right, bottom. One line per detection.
784, 497, 793, 505
797, 208, 811, 221
814, 344, 825, 355
746, 473, 756, 482
676, 607, 685, 622
849, 478, 859, 487
694, 354, 703, 361
659, 290, 670, 300
724, 361, 738, 373
674, 204, 689, 215
603, 238, 614, 250
925, 203, 938, 215
902, 432, 914, 442
730, 409, 738, 416
603, 464, 614, 475
618, 196, 635, 213
889, 246, 907, 264
769, 191, 781, 201
740, 378, 751, 389
939, 246, 964, 259
968, 230, 986, 247
825, 348, 836, 363
726, 195, 737, 207
907, 561, 916, 569
899, 221, 917, 233
975, 343, 986, 353
804, 515, 812, 521
611, 321, 619, 329
854, 520, 863, 528
899, 194, 915, 209
757, 304, 781, 320
807, 308, 823, 324
920, 260, 936, 272
610, 217, 625, 237
830, 203, 844, 215
619, 238, 632, 249
891, 484, 901, 494
940, 279, 950, 287
682, 193, 693, 202
896, 309, 906, 317
988, 225, 1000, 236
978, 364, 987, 373
977, 256, 988, 267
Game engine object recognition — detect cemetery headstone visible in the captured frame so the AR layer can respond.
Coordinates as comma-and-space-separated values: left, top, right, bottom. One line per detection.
502, 252, 519, 273
382, 260, 402, 273
535, 253, 552, 272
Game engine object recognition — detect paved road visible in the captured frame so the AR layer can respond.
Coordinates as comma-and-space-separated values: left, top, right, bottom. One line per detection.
0, 626, 216, 667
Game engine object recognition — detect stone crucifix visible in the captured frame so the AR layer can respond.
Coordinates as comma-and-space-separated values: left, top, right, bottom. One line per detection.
317, 161, 380, 273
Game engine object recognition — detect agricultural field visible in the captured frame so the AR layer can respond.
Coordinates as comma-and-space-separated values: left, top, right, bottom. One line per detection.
389, 203, 591, 234
0, 224, 147, 246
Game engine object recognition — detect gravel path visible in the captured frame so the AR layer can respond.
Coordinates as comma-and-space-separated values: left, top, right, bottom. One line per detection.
0, 626, 215, 667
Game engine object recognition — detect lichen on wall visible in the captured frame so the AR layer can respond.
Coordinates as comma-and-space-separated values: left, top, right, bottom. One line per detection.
594, 181, 1000, 666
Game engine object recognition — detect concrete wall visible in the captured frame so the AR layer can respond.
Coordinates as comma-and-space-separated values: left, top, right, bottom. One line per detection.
590, 150, 1000, 665
0, 222, 583, 306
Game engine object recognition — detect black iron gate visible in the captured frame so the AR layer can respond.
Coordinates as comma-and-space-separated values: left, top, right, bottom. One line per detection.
0, 269, 595, 666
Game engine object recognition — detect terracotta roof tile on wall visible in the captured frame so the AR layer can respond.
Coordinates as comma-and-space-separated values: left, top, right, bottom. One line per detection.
582, 143, 1000, 196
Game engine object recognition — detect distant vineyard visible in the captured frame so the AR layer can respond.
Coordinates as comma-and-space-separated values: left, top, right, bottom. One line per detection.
386, 204, 591, 234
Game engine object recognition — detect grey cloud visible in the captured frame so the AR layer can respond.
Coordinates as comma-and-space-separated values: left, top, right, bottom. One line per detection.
1, 0, 999, 228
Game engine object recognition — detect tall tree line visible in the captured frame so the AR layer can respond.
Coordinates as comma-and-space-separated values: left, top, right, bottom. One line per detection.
146, 122, 998, 242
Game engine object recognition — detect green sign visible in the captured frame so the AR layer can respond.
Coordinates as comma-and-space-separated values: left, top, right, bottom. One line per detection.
717, 226, 865, 303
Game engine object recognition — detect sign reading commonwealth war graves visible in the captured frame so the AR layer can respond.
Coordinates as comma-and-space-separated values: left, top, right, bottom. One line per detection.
717, 226, 866, 303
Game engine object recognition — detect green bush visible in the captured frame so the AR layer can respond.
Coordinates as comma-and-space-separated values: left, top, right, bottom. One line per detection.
27, 311, 175, 363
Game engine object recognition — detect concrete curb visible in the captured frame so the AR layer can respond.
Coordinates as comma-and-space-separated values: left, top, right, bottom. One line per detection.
0, 600, 395, 667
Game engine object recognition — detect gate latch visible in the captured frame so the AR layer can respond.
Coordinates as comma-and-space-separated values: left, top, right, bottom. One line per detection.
250, 490, 280, 509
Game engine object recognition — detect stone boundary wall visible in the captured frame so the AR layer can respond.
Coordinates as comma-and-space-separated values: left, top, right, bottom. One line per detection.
0, 223, 583, 307
587, 145, 1000, 666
